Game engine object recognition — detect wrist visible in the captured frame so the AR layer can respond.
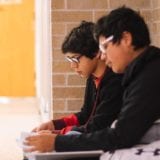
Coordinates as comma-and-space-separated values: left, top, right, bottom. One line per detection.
51, 134, 57, 151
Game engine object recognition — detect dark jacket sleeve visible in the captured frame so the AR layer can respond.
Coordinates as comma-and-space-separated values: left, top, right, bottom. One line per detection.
53, 114, 79, 130
53, 78, 91, 131
55, 59, 160, 152
53, 76, 100, 132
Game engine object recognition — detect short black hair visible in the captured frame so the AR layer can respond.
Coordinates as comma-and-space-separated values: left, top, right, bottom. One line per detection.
94, 6, 151, 50
62, 21, 99, 59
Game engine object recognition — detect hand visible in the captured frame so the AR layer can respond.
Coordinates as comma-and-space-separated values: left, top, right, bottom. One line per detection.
32, 120, 55, 132
24, 132, 57, 153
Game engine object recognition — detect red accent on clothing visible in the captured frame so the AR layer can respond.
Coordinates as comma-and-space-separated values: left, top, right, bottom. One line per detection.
63, 114, 79, 126
53, 114, 79, 134
92, 74, 104, 88
56, 114, 79, 134
94, 77, 101, 88
83, 71, 106, 129
53, 114, 80, 130
59, 126, 74, 134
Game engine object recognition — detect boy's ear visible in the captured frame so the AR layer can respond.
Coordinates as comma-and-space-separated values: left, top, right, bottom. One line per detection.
122, 31, 132, 47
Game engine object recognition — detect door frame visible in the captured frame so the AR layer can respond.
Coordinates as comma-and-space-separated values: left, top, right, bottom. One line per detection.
35, 0, 53, 121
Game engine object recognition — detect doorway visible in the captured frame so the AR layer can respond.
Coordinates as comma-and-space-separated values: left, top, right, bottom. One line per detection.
0, 0, 35, 96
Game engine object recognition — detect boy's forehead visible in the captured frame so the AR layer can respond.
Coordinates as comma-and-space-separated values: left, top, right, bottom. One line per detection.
65, 52, 81, 57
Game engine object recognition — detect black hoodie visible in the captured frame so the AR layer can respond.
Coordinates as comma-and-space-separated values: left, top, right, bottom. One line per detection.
55, 46, 160, 152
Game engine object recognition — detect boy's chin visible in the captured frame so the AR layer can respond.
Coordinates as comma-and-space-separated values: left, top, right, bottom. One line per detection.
79, 74, 88, 78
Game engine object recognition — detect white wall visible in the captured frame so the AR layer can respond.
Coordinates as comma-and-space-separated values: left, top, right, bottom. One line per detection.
35, 0, 53, 121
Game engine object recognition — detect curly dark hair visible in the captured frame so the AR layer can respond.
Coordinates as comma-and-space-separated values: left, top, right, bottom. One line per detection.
61, 21, 99, 59
94, 6, 151, 50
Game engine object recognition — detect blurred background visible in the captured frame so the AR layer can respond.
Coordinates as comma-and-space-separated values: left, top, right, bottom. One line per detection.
0, 0, 52, 159
0, 0, 160, 159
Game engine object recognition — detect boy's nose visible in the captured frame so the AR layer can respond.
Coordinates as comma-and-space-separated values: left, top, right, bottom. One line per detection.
70, 62, 78, 69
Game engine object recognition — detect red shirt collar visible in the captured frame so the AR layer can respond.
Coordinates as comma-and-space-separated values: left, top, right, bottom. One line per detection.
92, 74, 104, 88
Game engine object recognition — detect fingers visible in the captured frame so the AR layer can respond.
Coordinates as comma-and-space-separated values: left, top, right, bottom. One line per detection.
31, 125, 44, 133
23, 140, 34, 147
23, 133, 56, 153
31, 125, 41, 132
31, 127, 37, 132
23, 136, 39, 152
25, 134, 38, 141
23, 145, 36, 153
31, 121, 55, 133
23, 137, 37, 153
38, 130, 52, 134
23, 135, 38, 149
32, 126, 43, 132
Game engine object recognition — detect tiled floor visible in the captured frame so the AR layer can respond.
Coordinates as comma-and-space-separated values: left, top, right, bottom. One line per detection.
0, 97, 41, 160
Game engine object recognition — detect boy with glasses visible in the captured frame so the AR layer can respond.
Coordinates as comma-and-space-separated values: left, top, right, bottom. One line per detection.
31, 21, 123, 137
25, 7, 160, 153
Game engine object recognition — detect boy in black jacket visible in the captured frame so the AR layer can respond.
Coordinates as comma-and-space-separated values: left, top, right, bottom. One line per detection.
26, 7, 160, 153
26, 6, 160, 153
28, 21, 123, 149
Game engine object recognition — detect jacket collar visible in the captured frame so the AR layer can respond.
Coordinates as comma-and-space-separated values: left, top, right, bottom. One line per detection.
122, 46, 160, 87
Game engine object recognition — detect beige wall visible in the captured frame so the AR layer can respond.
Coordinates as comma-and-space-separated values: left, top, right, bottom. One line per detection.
51, 0, 160, 119
152, 0, 160, 46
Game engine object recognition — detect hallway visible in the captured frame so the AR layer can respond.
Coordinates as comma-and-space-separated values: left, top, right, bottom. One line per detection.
0, 97, 41, 160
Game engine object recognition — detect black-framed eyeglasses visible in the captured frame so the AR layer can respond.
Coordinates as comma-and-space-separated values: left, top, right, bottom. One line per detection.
65, 55, 83, 63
